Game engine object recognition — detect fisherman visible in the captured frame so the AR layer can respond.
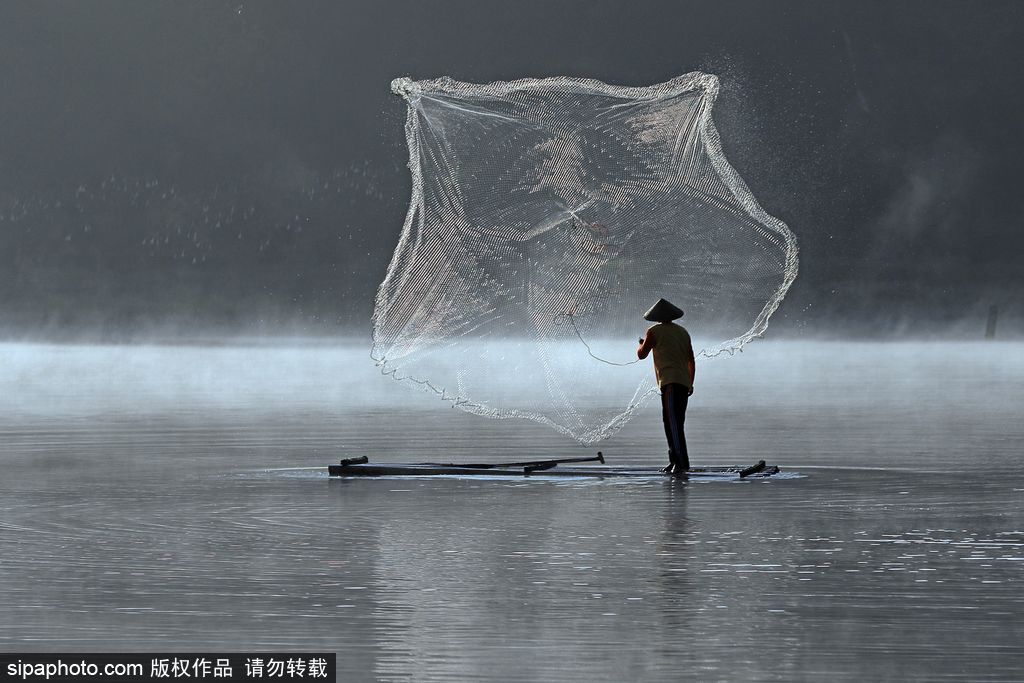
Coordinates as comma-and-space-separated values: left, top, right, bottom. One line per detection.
637, 299, 695, 478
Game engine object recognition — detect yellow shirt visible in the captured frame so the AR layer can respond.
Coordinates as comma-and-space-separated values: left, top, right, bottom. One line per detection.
648, 322, 693, 389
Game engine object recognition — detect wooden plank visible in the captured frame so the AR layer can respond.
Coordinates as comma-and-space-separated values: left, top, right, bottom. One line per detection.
327, 462, 781, 479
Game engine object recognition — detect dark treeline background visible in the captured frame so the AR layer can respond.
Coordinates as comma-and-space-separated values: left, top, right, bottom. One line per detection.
0, 0, 1021, 341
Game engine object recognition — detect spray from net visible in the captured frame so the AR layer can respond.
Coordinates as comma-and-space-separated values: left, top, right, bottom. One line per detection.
372, 73, 798, 443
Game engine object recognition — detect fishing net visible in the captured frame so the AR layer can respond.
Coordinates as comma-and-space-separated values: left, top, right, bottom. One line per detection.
372, 73, 798, 443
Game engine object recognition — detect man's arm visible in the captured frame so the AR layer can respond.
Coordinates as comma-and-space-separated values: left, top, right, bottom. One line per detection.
686, 344, 696, 395
637, 328, 655, 359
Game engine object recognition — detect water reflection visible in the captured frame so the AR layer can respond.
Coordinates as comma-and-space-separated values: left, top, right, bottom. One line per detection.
0, 342, 1022, 680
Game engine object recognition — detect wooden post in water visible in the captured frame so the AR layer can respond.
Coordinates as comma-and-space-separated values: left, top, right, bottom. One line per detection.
985, 304, 998, 339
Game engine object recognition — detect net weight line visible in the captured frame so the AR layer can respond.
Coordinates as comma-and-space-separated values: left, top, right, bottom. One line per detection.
554, 312, 643, 367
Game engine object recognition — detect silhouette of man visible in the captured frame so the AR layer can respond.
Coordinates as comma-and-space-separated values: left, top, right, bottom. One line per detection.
637, 299, 695, 478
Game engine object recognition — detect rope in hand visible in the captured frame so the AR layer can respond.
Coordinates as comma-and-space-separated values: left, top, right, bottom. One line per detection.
554, 312, 643, 366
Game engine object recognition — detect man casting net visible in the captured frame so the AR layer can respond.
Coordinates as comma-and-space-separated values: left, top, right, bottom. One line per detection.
372, 73, 798, 443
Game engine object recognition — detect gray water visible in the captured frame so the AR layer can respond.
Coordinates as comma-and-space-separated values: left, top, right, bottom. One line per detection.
1, 341, 1022, 681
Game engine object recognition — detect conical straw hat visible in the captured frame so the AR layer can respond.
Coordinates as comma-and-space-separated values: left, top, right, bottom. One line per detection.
643, 298, 684, 322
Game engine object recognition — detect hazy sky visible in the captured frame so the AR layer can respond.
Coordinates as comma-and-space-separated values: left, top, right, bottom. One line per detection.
0, 0, 1021, 339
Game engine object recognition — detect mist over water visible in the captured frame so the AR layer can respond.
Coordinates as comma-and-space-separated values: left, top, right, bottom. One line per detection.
2, 339, 1021, 467
1, 340, 1022, 680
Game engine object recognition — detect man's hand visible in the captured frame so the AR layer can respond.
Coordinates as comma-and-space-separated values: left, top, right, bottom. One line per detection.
687, 385, 694, 397
637, 331, 655, 360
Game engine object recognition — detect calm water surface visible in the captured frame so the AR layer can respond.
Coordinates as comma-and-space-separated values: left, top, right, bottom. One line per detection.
0, 341, 1022, 681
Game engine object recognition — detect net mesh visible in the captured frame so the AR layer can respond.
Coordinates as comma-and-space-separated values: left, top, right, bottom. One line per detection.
372, 73, 798, 443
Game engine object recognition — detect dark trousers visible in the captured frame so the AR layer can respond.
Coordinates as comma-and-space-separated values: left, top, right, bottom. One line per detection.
661, 383, 690, 471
